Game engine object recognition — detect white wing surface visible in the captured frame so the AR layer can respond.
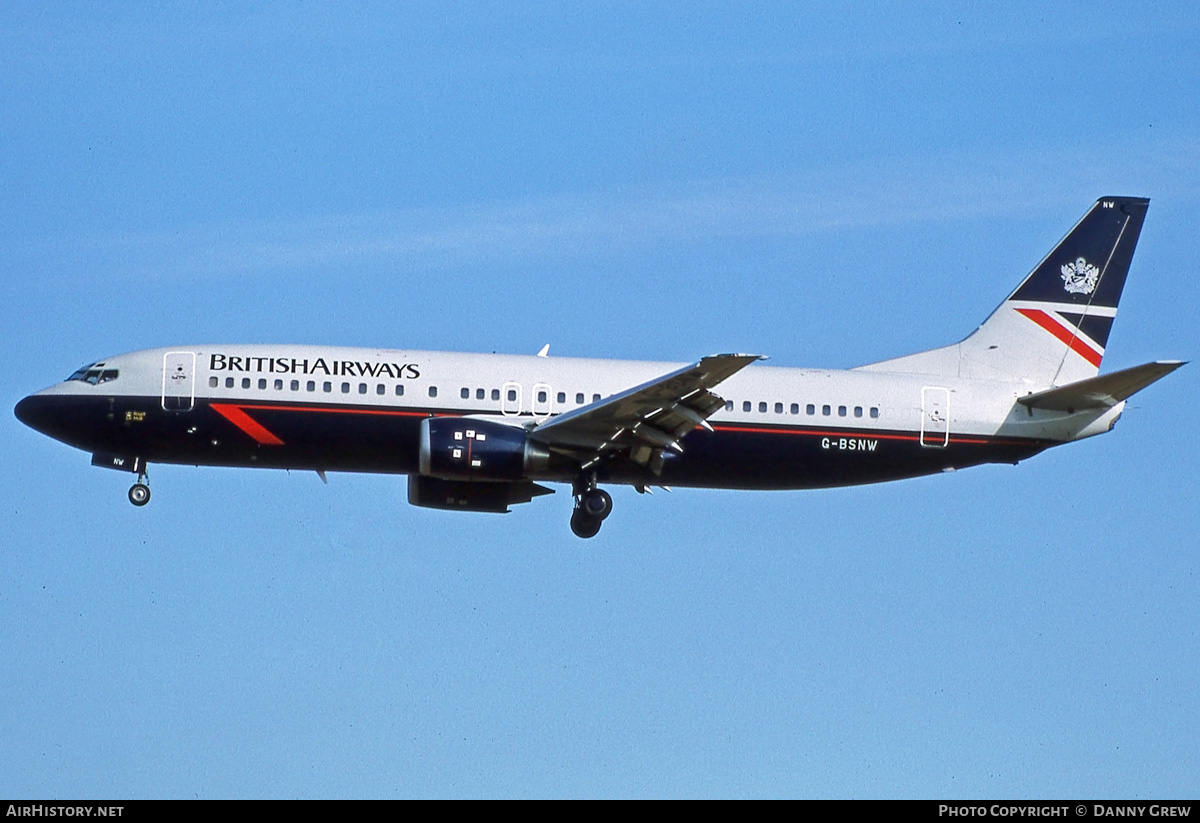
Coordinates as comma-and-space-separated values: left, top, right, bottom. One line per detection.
529, 353, 763, 473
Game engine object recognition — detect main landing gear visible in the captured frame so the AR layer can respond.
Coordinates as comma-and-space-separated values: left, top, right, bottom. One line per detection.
128, 466, 151, 507
570, 474, 612, 539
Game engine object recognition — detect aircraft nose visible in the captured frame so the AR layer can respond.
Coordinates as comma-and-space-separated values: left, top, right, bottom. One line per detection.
14, 394, 43, 431
15, 390, 109, 451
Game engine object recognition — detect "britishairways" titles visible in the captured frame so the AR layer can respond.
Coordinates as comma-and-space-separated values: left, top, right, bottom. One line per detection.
209, 354, 420, 380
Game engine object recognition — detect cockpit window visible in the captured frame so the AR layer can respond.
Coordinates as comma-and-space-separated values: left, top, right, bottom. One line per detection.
66, 363, 119, 385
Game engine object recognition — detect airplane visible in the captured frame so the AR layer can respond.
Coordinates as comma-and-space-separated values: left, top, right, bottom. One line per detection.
14, 196, 1184, 538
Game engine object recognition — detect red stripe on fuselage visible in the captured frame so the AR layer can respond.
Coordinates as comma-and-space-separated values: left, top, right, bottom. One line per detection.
714, 425, 918, 442
1016, 308, 1103, 367
712, 425, 1027, 447
210, 403, 286, 445
228, 403, 429, 418
208, 401, 1044, 451
210, 402, 430, 445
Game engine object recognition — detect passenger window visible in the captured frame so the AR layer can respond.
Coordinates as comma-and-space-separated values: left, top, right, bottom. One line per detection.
725, 400, 733, 411
807, 404, 815, 415
290, 380, 299, 391
476, 388, 485, 400
593, 394, 601, 402
774, 402, 783, 414
743, 401, 752, 412
376, 384, 385, 395
209, 377, 218, 388
324, 382, 332, 393
395, 385, 405, 397
822, 405, 831, 416
507, 389, 517, 401
342, 382, 350, 393
790, 403, 799, 414
258, 379, 267, 390
306, 380, 315, 391
225, 377, 234, 388
537, 390, 547, 403
870, 407, 879, 419
576, 393, 585, 404
460, 388, 469, 399
274, 379, 283, 390
557, 392, 566, 404
491, 388, 500, 401
758, 402, 767, 413
428, 386, 437, 398
242, 378, 251, 389
838, 405, 847, 417
854, 406, 863, 418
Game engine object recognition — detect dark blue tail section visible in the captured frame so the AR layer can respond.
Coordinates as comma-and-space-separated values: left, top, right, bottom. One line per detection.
1008, 197, 1149, 333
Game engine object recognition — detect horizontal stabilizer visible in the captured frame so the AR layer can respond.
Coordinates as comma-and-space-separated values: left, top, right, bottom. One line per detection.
1018, 360, 1185, 411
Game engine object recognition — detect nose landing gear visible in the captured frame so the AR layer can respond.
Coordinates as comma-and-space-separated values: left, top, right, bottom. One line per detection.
128, 465, 150, 507
570, 474, 612, 538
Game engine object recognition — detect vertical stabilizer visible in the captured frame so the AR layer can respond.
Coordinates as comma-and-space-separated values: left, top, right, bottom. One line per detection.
857, 197, 1149, 386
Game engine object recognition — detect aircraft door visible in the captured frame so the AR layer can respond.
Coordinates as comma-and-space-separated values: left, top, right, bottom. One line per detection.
920, 386, 949, 447
162, 351, 196, 412
501, 381, 522, 417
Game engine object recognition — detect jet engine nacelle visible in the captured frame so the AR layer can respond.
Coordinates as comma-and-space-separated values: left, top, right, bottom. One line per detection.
418, 417, 550, 482
407, 475, 553, 513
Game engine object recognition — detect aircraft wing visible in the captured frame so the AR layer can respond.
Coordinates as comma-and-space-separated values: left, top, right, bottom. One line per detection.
529, 353, 762, 472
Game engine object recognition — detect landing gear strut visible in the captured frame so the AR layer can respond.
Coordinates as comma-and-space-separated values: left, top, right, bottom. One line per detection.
128, 465, 150, 507
570, 473, 612, 538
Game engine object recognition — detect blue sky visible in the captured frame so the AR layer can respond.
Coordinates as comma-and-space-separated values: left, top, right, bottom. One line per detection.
2, 2, 1197, 798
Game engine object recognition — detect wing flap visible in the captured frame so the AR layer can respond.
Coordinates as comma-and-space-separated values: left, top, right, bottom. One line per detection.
530, 353, 762, 459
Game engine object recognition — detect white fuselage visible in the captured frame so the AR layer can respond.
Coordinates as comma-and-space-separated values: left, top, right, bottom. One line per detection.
22, 343, 1119, 490
12, 197, 1171, 534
